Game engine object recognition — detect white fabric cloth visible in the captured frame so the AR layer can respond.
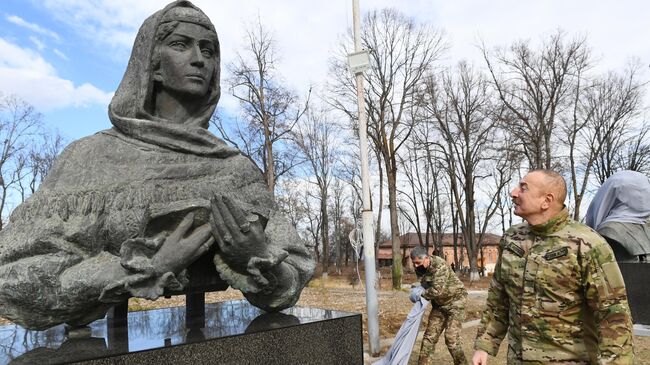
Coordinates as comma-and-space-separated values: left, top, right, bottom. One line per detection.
374, 287, 429, 365
585, 170, 650, 230
409, 285, 423, 303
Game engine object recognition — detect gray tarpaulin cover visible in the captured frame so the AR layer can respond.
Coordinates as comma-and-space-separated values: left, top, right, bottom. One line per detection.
585, 170, 650, 230
374, 286, 429, 365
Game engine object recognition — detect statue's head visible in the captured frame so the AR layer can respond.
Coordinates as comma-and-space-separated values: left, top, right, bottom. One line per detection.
109, 1, 220, 129
151, 5, 219, 106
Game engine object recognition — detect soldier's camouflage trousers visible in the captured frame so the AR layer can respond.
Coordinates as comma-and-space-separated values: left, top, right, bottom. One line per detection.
418, 300, 467, 365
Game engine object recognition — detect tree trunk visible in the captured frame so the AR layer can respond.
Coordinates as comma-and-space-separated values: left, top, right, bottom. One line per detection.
451, 196, 459, 270
374, 149, 384, 270
314, 234, 320, 263
335, 217, 342, 275
345, 237, 350, 266
264, 128, 275, 195
320, 189, 329, 279
469, 254, 480, 282
387, 168, 402, 290
465, 171, 478, 282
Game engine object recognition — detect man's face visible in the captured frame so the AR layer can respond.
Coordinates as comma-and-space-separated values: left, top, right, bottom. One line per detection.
411, 256, 431, 269
510, 172, 548, 222
156, 22, 218, 98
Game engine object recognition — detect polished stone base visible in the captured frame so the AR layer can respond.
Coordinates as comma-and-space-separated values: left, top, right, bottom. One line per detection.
619, 262, 650, 325
0, 300, 363, 365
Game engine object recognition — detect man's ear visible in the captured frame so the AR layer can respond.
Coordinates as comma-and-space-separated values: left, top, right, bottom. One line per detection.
541, 193, 554, 210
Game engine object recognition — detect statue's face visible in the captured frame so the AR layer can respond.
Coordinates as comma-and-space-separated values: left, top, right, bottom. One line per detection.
156, 21, 218, 98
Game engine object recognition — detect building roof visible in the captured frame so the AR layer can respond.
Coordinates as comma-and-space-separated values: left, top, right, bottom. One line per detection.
378, 232, 501, 250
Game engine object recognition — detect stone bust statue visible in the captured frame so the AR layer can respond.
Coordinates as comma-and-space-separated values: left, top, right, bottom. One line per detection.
0, 0, 314, 330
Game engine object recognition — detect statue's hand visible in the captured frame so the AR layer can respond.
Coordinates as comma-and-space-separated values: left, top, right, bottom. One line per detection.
210, 195, 269, 269
151, 212, 214, 275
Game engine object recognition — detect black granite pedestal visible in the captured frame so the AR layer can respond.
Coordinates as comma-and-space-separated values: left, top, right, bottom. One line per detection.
619, 262, 650, 325
0, 301, 363, 365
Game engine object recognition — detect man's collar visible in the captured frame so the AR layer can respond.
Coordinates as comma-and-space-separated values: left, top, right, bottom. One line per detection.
530, 207, 570, 236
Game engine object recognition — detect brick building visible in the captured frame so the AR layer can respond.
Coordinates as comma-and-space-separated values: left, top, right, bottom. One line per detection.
377, 232, 501, 273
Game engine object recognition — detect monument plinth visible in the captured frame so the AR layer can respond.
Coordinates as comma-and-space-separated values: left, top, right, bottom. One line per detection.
0, 301, 363, 365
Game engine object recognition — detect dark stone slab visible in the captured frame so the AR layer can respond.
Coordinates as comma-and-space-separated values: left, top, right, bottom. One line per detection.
619, 262, 650, 325
0, 301, 363, 365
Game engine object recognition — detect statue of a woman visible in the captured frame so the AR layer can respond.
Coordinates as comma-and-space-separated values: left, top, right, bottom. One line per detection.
0, 0, 314, 330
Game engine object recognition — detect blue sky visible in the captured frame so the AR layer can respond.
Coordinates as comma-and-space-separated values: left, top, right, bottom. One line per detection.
1, 0, 649, 143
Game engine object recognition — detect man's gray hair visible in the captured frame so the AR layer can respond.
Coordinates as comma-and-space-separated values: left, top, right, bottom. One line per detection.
530, 169, 567, 204
410, 246, 429, 260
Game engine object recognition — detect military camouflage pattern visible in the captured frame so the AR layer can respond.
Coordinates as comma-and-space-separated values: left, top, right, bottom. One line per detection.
474, 208, 634, 364
418, 255, 468, 365
419, 300, 467, 365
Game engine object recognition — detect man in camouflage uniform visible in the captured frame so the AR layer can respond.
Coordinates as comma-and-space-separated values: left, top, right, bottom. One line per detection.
411, 245, 468, 365
472, 170, 634, 365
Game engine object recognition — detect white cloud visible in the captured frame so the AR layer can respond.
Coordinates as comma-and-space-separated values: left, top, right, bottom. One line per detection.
26, 0, 650, 112
32, 1, 650, 94
0, 38, 112, 110
6, 15, 60, 41
30, 0, 351, 114
36, 0, 161, 55
0, 38, 55, 75
29, 36, 45, 51
53, 48, 69, 60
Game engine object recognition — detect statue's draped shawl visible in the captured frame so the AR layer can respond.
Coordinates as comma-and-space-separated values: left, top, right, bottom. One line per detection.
108, 0, 238, 157
585, 170, 650, 230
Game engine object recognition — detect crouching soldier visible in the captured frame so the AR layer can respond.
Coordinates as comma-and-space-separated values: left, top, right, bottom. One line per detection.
410, 246, 468, 365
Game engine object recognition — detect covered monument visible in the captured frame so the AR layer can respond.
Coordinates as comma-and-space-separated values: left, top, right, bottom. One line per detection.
586, 170, 650, 324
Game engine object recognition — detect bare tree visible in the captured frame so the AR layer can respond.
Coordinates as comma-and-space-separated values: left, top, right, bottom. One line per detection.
584, 65, 649, 184
397, 146, 425, 244
474, 154, 519, 273
619, 122, 650, 175
291, 106, 340, 278
494, 133, 522, 232
482, 30, 590, 170
328, 9, 447, 289
327, 45, 387, 270
564, 63, 645, 217
419, 61, 501, 281
302, 190, 322, 263
397, 118, 447, 252
214, 17, 309, 196
16, 132, 65, 202
276, 179, 309, 228
330, 179, 347, 274
339, 217, 356, 267
0, 95, 51, 229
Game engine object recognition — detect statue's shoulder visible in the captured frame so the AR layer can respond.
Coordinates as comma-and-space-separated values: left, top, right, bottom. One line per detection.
42, 130, 121, 184
221, 152, 265, 182
59, 129, 121, 157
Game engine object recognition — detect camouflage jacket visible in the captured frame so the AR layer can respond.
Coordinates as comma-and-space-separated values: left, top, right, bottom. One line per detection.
474, 208, 634, 364
419, 255, 467, 308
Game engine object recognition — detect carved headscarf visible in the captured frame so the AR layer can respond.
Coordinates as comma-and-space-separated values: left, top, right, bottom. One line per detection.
108, 0, 238, 157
